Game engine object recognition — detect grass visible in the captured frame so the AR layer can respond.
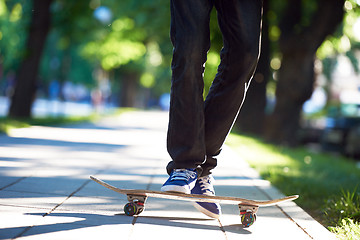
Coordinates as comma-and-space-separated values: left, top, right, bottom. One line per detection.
324, 188, 360, 225
226, 133, 360, 238
329, 219, 360, 240
0, 115, 97, 134
0, 108, 134, 134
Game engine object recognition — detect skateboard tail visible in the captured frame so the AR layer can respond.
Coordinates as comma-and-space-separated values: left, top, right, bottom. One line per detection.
90, 175, 128, 195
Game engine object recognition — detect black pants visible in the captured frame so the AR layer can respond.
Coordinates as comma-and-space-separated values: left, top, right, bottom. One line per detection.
166, 0, 263, 177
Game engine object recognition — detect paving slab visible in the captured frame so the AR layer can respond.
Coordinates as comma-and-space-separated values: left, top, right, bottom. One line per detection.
0, 110, 336, 240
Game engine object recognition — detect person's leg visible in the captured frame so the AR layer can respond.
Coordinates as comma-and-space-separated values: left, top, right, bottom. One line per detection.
201, 0, 263, 177
166, 0, 214, 175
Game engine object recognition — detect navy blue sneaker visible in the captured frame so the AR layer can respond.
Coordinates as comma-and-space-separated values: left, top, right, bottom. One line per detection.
191, 175, 221, 219
161, 169, 198, 194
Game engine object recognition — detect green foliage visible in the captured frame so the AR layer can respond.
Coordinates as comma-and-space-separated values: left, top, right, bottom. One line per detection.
140, 73, 155, 88
0, 115, 98, 134
227, 133, 360, 237
0, 108, 134, 134
317, 0, 360, 75
324, 188, 360, 226
346, 50, 359, 73
0, 118, 29, 134
81, 18, 146, 71
2, 0, 359, 111
0, 0, 31, 73
0, 0, 175, 103
329, 218, 360, 240
203, 51, 220, 96
226, 133, 360, 224
203, 11, 222, 97
39, 33, 95, 87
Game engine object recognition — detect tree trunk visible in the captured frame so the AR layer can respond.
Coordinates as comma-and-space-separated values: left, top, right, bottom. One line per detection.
266, 51, 315, 145
235, 0, 270, 136
120, 73, 139, 107
265, 0, 345, 146
9, 0, 52, 118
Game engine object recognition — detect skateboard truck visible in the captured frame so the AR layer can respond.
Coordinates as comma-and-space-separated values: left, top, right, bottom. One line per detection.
239, 204, 258, 228
124, 194, 259, 227
124, 194, 147, 216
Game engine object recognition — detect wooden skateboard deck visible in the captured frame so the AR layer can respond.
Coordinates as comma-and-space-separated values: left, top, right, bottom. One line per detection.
90, 175, 298, 227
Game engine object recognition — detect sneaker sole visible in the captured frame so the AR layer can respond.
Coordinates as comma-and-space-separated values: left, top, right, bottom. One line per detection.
192, 202, 221, 219
161, 185, 190, 194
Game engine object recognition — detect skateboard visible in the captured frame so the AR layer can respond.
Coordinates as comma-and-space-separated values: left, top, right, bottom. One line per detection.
90, 176, 298, 227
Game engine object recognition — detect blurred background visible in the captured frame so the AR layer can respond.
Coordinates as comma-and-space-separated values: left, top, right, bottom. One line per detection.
0, 0, 360, 156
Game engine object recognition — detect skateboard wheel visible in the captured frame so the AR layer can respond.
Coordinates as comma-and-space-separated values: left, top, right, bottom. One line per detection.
124, 202, 138, 216
124, 202, 144, 216
240, 211, 256, 228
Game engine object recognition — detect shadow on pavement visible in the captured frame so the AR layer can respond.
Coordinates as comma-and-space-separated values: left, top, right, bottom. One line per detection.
0, 212, 251, 239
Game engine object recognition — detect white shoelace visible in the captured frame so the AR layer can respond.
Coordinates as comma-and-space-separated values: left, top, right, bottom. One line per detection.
171, 169, 196, 181
198, 175, 215, 196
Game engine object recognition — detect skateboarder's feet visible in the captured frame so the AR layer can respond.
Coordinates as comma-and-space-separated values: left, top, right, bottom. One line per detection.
161, 168, 198, 194
191, 175, 221, 219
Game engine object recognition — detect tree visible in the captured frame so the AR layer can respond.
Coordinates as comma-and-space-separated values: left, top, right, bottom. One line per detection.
265, 0, 345, 145
9, 0, 52, 117
43, 1, 97, 91
81, 17, 147, 107
77, 0, 174, 107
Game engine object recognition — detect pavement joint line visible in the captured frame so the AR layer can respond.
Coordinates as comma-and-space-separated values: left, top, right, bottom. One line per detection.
0, 203, 51, 211
275, 204, 313, 239
1, 188, 74, 197
43, 179, 93, 217
217, 219, 229, 240
253, 179, 314, 239
145, 169, 159, 191
13, 179, 93, 239
13, 226, 33, 239
145, 176, 154, 191
0, 176, 29, 191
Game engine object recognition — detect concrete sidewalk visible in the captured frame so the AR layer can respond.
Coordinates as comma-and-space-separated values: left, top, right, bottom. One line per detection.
0, 111, 336, 240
